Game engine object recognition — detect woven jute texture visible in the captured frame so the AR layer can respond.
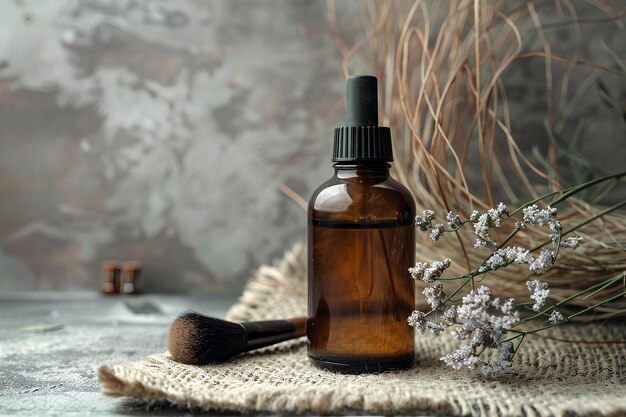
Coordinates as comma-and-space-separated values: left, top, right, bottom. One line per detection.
99, 243, 626, 416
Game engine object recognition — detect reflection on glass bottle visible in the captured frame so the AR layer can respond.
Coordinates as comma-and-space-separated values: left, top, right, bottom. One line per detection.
307, 75, 416, 373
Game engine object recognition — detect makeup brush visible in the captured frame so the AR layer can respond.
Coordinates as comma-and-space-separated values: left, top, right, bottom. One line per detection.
167, 311, 307, 365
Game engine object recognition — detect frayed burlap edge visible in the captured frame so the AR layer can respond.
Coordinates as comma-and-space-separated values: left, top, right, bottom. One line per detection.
99, 243, 626, 417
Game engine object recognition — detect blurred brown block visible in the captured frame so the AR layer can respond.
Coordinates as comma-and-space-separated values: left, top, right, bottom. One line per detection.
100, 260, 121, 295
121, 261, 143, 294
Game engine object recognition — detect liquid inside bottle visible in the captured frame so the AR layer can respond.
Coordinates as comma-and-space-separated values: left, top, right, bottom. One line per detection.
308, 220, 415, 372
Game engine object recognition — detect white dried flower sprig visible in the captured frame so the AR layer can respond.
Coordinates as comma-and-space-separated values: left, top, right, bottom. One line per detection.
408, 275, 580, 377
445, 211, 462, 228
522, 204, 557, 227
429, 223, 445, 242
560, 235, 584, 249
413, 203, 585, 278
422, 281, 446, 310
409, 285, 520, 377
548, 310, 565, 325
415, 209, 436, 230
407, 200, 594, 378
482, 246, 533, 272
528, 249, 555, 274
409, 258, 451, 282
415, 202, 586, 255
406, 172, 626, 377
526, 280, 550, 311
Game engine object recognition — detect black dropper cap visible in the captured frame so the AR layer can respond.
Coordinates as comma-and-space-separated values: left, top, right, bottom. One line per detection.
346, 75, 378, 127
332, 75, 393, 162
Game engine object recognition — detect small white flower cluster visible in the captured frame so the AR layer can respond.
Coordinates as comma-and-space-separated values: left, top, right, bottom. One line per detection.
492, 203, 509, 226
560, 235, 584, 249
522, 204, 565, 246
415, 209, 436, 231
407, 310, 444, 335
422, 281, 446, 310
481, 246, 558, 276
528, 249, 555, 274
527, 279, 550, 311
416, 204, 583, 258
441, 304, 457, 325
429, 223, 445, 242
483, 246, 533, 272
446, 211, 462, 229
407, 310, 425, 327
521, 204, 584, 253
408, 201, 586, 377
548, 309, 565, 324
549, 221, 562, 245
440, 345, 479, 369
472, 203, 508, 249
453, 286, 520, 344
412, 285, 520, 378
522, 204, 557, 227
409, 258, 452, 282
479, 342, 515, 378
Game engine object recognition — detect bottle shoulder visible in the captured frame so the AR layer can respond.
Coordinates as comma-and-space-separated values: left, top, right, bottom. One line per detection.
308, 175, 416, 223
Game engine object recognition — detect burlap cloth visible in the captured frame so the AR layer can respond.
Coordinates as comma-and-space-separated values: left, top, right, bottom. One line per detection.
99, 243, 626, 416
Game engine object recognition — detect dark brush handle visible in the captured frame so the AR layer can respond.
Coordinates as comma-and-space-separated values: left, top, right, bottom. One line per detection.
241, 317, 307, 351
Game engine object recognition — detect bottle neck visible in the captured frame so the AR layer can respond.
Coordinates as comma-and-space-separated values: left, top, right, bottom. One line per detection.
333, 162, 391, 180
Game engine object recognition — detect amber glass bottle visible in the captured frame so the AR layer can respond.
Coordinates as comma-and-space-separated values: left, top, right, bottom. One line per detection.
307, 76, 416, 373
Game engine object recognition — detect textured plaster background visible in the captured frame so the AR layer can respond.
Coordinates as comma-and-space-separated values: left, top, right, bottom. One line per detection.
0, 0, 342, 292
0, 1, 624, 292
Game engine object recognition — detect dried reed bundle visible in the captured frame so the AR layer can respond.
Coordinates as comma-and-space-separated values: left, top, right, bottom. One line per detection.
327, 0, 626, 320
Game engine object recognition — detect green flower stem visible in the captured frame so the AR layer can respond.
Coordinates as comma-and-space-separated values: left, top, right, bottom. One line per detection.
472, 228, 522, 275
566, 290, 626, 320
529, 200, 626, 253
507, 169, 625, 219
435, 170, 625, 236
443, 220, 474, 233
437, 199, 624, 282
567, 291, 626, 320
424, 276, 473, 318
503, 289, 626, 344
504, 170, 626, 221
438, 269, 487, 281
497, 228, 519, 249
507, 191, 559, 218
553, 228, 562, 261
548, 169, 626, 206
512, 333, 526, 355
583, 272, 626, 300
515, 301, 536, 307
515, 272, 625, 326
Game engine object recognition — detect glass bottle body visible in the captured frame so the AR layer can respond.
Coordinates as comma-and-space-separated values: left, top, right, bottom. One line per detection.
307, 163, 416, 373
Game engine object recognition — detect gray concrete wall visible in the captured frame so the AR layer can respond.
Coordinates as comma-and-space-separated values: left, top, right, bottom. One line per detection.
0, 1, 623, 292
0, 0, 341, 292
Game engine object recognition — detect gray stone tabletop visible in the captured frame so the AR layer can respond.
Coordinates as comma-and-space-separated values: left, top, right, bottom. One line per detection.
0, 291, 240, 416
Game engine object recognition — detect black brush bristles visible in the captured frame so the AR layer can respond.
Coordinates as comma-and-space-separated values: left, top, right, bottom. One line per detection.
168, 312, 248, 365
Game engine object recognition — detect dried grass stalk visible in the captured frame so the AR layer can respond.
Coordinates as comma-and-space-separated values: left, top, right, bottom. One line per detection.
328, 0, 626, 320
